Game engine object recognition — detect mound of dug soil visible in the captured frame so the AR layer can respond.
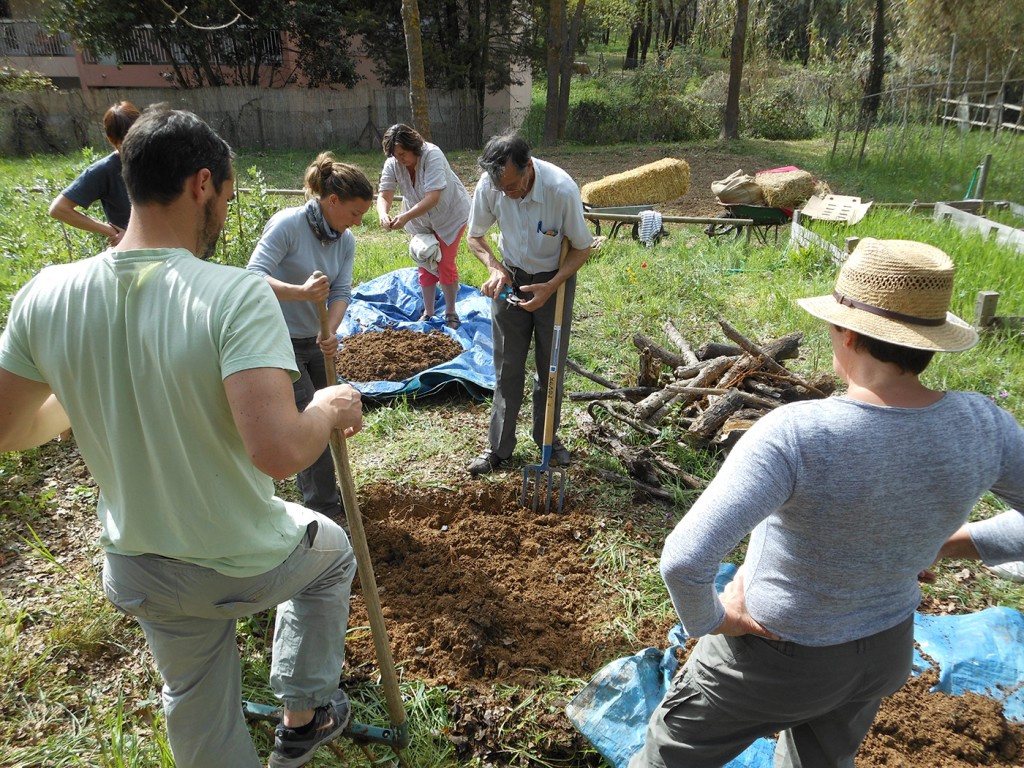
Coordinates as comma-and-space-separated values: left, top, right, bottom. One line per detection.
862, 665, 1024, 766
344, 480, 671, 687
342, 479, 1024, 765
335, 328, 464, 382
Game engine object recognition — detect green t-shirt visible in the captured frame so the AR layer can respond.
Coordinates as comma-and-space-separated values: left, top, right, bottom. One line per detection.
0, 248, 312, 577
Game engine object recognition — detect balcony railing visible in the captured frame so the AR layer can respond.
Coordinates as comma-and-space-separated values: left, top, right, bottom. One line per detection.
0, 20, 75, 57
79, 25, 283, 67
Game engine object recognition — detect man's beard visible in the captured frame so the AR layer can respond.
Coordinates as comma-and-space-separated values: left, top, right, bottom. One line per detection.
197, 197, 222, 261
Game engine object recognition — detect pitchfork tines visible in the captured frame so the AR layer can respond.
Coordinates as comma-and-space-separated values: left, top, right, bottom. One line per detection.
521, 447, 566, 514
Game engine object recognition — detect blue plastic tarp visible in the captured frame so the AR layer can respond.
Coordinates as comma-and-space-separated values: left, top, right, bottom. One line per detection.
566, 564, 1024, 768
337, 268, 495, 400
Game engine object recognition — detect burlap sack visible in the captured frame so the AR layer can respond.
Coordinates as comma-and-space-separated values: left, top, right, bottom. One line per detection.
711, 169, 765, 205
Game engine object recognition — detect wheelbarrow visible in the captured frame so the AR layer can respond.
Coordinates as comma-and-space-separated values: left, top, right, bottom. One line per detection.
583, 203, 657, 239
704, 204, 792, 245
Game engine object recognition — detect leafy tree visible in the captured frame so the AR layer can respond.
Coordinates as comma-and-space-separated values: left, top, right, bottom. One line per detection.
0, 66, 57, 93
39, 0, 360, 88
343, 0, 533, 143
902, 0, 1023, 84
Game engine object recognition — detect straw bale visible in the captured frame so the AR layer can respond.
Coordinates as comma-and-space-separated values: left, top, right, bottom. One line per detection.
581, 158, 690, 208
755, 170, 815, 208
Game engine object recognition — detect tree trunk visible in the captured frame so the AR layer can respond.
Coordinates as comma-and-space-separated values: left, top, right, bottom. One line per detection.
543, 0, 564, 144
640, 0, 653, 65
860, 0, 886, 127
720, 0, 749, 140
556, 0, 586, 140
401, 0, 431, 140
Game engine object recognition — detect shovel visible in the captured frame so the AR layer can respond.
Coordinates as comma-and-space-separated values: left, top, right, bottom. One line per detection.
313, 288, 410, 756
521, 237, 570, 514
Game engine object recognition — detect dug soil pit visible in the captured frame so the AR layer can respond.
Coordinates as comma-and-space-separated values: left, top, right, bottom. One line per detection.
342, 479, 676, 762
335, 328, 464, 382
342, 480, 1024, 764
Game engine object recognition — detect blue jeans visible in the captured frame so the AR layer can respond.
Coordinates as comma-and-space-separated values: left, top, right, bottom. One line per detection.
103, 514, 356, 768
292, 337, 343, 518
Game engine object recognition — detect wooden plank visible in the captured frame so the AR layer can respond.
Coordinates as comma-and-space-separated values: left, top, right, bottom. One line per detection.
934, 203, 1024, 254
975, 291, 1000, 328
787, 211, 847, 265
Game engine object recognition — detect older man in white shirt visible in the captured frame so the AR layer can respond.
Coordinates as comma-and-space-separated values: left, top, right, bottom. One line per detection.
465, 134, 593, 476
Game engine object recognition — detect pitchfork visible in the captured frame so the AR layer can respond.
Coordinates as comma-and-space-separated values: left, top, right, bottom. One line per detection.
522, 237, 570, 514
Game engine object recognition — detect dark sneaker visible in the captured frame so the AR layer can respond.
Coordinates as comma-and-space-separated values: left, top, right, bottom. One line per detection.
468, 451, 505, 476
269, 689, 350, 768
445, 313, 462, 330
550, 440, 571, 467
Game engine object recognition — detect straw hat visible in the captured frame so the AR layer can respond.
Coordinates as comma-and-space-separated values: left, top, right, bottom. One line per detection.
796, 238, 978, 352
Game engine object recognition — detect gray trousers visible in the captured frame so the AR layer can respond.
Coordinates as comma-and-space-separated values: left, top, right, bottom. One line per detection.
489, 269, 576, 458
103, 516, 356, 768
629, 615, 914, 768
292, 337, 343, 519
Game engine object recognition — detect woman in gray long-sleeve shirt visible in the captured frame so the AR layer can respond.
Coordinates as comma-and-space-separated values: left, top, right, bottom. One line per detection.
632, 238, 1024, 768
247, 153, 373, 521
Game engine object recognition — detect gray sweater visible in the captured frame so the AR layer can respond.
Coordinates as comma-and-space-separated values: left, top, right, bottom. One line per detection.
661, 392, 1024, 645
246, 206, 354, 339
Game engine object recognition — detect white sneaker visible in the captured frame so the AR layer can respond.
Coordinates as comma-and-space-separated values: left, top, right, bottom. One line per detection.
988, 561, 1024, 583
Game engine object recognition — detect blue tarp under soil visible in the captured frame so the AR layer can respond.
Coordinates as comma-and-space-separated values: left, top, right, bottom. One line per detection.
566, 563, 1024, 768
337, 268, 495, 401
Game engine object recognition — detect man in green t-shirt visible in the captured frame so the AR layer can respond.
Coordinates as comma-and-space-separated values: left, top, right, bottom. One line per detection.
0, 108, 362, 768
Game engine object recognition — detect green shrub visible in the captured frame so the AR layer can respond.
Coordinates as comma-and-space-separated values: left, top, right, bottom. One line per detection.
0, 66, 56, 93
745, 90, 816, 139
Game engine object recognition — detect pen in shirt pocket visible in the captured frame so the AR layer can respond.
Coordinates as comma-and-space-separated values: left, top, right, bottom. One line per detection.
537, 221, 559, 236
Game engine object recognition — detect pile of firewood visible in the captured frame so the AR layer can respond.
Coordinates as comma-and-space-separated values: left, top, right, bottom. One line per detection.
570, 316, 837, 502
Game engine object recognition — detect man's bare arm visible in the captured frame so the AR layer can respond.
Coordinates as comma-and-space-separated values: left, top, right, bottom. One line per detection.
0, 368, 71, 451
224, 367, 362, 480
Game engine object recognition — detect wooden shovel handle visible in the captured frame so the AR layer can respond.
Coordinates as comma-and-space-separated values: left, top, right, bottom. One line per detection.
540, 238, 571, 449
312, 287, 409, 745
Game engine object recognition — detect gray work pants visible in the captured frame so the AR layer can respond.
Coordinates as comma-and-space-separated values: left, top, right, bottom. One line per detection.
489, 269, 576, 458
102, 515, 356, 768
629, 615, 914, 768
292, 337, 343, 519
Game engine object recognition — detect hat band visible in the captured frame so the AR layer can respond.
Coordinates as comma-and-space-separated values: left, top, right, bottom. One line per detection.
832, 291, 945, 327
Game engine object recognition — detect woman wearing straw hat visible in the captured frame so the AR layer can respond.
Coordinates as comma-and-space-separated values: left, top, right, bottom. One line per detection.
632, 238, 1024, 768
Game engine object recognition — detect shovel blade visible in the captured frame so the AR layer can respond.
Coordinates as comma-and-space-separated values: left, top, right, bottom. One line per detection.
521, 464, 566, 514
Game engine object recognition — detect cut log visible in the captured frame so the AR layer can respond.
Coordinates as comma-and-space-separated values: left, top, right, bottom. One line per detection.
633, 332, 692, 369
697, 341, 744, 360
638, 347, 661, 387
581, 412, 706, 492
566, 358, 619, 390
719, 331, 804, 389
662, 320, 700, 366
674, 356, 740, 380
569, 387, 661, 402
588, 401, 661, 437
743, 379, 786, 401
687, 389, 747, 441
591, 468, 676, 503
717, 318, 827, 398
635, 357, 733, 424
